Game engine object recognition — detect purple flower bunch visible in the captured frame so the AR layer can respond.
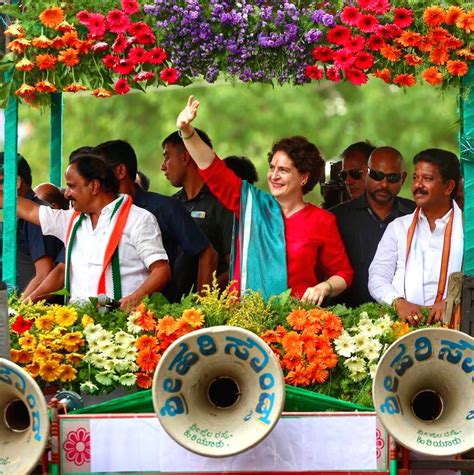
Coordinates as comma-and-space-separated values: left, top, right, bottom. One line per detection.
143, 0, 340, 85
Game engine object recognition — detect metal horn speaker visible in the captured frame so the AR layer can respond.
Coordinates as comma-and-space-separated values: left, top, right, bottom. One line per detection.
0, 358, 49, 474
152, 326, 285, 457
373, 328, 473, 456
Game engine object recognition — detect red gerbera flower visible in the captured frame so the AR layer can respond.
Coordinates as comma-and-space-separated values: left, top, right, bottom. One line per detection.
333, 48, 355, 69
393, 8, 414, 28
114, 78, 131, 95
112, 58, 135, 75
133, 71, 154, 82
446, 60, 469, 76
305, 65, 324, 80
326, 25, 352, 46
357, 14, 379, 33
368, 0, 390, 15
147, 47, 167, 64
377, 24, 402, 39
128, 46, 148, 64
103, 54, 119, 68
326, 66, 341, 83
354, 51, 374, 70
373, 68, 391, 84
128, 22, 152, 37
136, 31, 156, 45
107, 9, 131, 34
87, 13, 107, 39
122, 0, 140, 15
366, 35, 385, 51
11, 315, 34, 333
340, 6, 360, 26
345, 67, 368, 86
160, 67, 179, 84
77, 10, 91, 25
112, 34, 128, 53
343, 35, 365, 52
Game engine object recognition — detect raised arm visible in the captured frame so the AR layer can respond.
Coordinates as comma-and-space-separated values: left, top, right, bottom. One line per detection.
176, 96, 215, 170
0, 193, 41, 225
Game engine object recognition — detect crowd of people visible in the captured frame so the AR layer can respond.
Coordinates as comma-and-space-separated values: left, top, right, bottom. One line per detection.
0, 96, 464, 325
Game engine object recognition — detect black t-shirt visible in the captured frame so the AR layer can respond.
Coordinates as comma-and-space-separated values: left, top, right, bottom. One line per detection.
330, 194, 416, 307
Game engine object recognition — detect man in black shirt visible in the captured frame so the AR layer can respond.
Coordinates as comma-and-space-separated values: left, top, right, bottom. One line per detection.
331, 146, 415, 307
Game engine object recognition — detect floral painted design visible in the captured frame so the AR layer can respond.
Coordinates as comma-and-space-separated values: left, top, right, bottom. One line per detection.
63, 427, 91, 466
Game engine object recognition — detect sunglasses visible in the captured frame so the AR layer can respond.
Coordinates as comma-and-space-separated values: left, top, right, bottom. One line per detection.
368, 168, 403, 184
339, 168, 363, 181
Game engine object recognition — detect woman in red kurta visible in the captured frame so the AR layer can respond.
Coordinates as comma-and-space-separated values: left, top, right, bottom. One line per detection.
176, 96, 353, 305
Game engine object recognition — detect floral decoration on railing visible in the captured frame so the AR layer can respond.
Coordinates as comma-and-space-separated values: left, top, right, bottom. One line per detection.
8, 281, 429, 407
0, 0, 472, 106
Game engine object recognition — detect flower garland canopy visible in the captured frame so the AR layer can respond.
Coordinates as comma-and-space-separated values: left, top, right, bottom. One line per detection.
0, 0, 472, 105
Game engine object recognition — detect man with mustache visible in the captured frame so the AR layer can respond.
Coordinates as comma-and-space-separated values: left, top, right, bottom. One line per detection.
331, 146, 415, 307
369, 149, 463, 326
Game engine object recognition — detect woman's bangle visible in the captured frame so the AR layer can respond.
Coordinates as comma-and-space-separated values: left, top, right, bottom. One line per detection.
178, 127, 195, 140
324, 280, 333, 297
391, 296, 404, 310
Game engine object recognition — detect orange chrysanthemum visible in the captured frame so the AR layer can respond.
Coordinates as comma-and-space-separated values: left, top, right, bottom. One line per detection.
261, 329, 283, 345
136, 372, 153, 389
430, 48, 449, 65
396, 31, 422, 48
319, 350, 338, 369
35, 80, 58, 93
8, 38, 31, 54
64, 83, 88, 93
380, 45, 402, 62
136, 347, 161, 373
36, 54, 57, 70
26, 362, 41, 378
58, 48, 80, 67
75, 39, 93, 55
157, 316, 177, 336
175, 319, 192, 337
422, 67, 444, 86
456, 12, 474, 33
66, 353, 83, 365
393, 73, 416, 87
285, 364, 311, 386
308, 364, 329, 384
373, 68, 391, 84
39, 7, 65, 29
59, 365, 77, 382
281, 331, 303, 356
181, 308, 205, 328
446, 60, 469, 76
31, 35, 52, 49
4, 22, 26, 38
286, 309, 308, 331
423, 6, 446, 27
135, 335, 159, 351
15, 57, 34, 71
445, 6, 464, 25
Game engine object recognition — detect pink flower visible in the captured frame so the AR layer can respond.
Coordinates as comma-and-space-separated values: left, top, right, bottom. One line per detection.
77, 10, 91, 25
333, 48, 355, 69
63, 428, 90, 466
128, 46, 148, 64
345, 67, 368, 86
113, 58, 135, 75
91, 42, 109, 53
107, 9, 131, 34
160, 67, 179, 84
112, 34, 128, 53
354, 51, 374, 70
357, 14, 379, 33
147, 47, 167, 64
393, 8, 414, 29
122, 0, 140, 15
87, 13, 107, 39
133, 71, 154, 82
340, 6, 360, 26
115, 78, 131, 95
305, 65, 324, 80
368, 0, 390, 15
343, 35, 365, 52
327, 25, 352, 46
326, 67, 341, 83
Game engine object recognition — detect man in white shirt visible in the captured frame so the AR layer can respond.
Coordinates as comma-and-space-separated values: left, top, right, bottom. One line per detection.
7, 155, 171, 308
368, 149, 463, 326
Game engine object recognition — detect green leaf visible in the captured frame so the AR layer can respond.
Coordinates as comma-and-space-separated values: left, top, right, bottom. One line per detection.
0, 5, 21, 17
148, 292, 169, 308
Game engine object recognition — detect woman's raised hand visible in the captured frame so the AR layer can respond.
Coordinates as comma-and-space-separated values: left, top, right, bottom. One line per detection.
177, 95, 200, 129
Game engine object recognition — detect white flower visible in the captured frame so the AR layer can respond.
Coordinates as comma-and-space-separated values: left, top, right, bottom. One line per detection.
334, 331, 356, 358
350, 369, 368, 382
118, 373, 137, 386
80, 381, 99, 393
362, 340, 382, 362
344, 356, 365, 373
97, 341, 114, 353
95, 371, 114, 385
127, 313, 142, 334
369, 363, 378, 379
89, 354, 109, 369
83, 323, 104, 340
376, 315, 393, 333
359, 311, 369, 319
114, 330, 135, 346
104, 345, 126, 359
353, 333, 369, 350
94, 330, 114, 345
121, 346, 138, 361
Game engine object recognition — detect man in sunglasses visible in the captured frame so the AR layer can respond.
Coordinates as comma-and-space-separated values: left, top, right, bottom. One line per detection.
339, 141, 376, 200
331, 146, 415, 307
369, 149, 463, 326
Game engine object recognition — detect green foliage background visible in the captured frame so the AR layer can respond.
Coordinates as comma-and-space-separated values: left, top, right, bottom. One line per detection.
5, 78, 458, 203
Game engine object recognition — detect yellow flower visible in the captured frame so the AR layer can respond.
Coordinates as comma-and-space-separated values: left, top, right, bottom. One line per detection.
11, 349, 32, 364
39, 335, 62, 351
62, 332, 85, 352
59, 365, 77, 382
4, 22, 26, 38
66, 353, 84, 365
19, 332, 37, 350
50, 352, 64, 363
35, 314, 55, 331
33, 345, 51, 362
81, 315, 94, 327
26, 361, 41, 377
53, 306, 78, 327
39, 361, 61, 382
181, 308, 205, 328
15, 57, 35, 72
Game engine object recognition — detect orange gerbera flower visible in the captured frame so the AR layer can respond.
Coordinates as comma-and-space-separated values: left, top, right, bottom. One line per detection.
55, 21, 75, 33
8, 38, 31, 54
319, 350, 338, 369
66, 353, 83, 365
58, 48, 80, 67
62, 30, 80, 47
282, 331, 303, 356
430, 48, 449, 65
285, 364, 311, 386
445, 6, 464, 25
300, 329, 318, 353
59, 365, 77, 382
396, 31, 422, 48
91, 89, 113, 98
380, 45, 401, 62
422, 66, 444, 86
75, 40, 93, 55
135, 335, 159, 351
261, 329, 283, 345
456, 11, 474, 33
157, 316, 177, 336
50, 36, 65, 49
31, 35, 52, 49
286, 309, 308, 330
446, 60, 469, 76
456, 48, 474, 60
39, 7, 65, 29
4, 22, 26, 38
64, 83, 88, 93
36, 54, 57, 70
282, 352, 303, 371
11, 349, 32, 364
404, 53, 423, 66
136, 372, 153, 389
136, 347, 161, 373
322, 314, 343, 339
423, 6, 446, 27
393, 73, 416, 87
181, 308, 204, 328
35, 80, 57, 93
373, 68, 391, 84
15, 57, 34, 71
26, 362, 41, 378
308, 364, 329, 384
392, 321, 411, 339
175, 319, 192, 337
137, 310, 156, 332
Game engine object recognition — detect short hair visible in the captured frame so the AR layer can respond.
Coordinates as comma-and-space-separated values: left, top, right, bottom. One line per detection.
69, 146, 95, 162
34, 183, 69, 210
161, 128, 213, 150
341, 141, 376, 162
69, 155, 119, 194
224, 155, 259, 184
267, 136, 324, 195
136, 170, 150, 191
94, 140, 137, 180
413, 148, 461, 198
0, 152, 32, 187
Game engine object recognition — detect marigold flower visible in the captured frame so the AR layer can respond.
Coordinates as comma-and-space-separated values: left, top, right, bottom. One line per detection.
81, 314, 94, 326
36, 54, 57, 70
40, 361, 61, 382
380, 45, 401, 62
122, 0, 140, 15
393, 8, 414, 29
393, 73, 416, 87
33, 345, 51, 361
54, 306, 77, 326
59, 365, 77, 382
91, 88, 113, 98
19, 332, 37, 350
136, 347, 161, 373
4, 22, 26, 38
66, 353, 84, 365
345, 67, 368, 86
62, 332, 85, 352
305, 65, 324, 80
423, 6, 446, 27
39, 7, 65, 29
8, 38, 31, 54
160, 67, 180, 84
446, 60, 469, 76
11, 315, 34, 333
136, 372, 153, 389
35, 314, 55, 331
58, 48, 80, 67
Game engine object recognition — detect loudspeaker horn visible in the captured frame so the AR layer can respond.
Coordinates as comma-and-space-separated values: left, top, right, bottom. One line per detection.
152, 325, 285, 457
373, 328, 473, 456
0, 358, 49, 474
